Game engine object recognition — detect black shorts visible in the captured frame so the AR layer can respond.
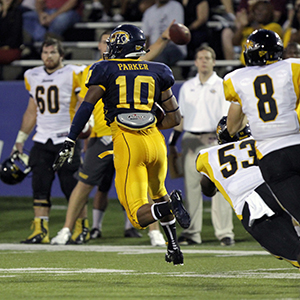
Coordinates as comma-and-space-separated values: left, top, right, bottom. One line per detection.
75, 137, 115, 192
29, 139, 81, 200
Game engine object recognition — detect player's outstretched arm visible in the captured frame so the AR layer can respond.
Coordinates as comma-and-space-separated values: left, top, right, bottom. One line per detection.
142, 20, 174, 61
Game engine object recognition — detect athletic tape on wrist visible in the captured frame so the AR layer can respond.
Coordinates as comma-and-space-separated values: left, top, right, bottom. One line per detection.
15, 131, 29, 144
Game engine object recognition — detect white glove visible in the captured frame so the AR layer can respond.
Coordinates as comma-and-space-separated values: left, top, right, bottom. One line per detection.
52, 138, 75, 171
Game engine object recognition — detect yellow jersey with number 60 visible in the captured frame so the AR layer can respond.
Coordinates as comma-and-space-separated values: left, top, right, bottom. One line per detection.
223, 58, 300, 158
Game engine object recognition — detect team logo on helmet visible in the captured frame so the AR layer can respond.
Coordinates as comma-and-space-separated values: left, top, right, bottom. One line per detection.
245, 39, 254, 50
259, 50, 267, 57
110, 31, 130, 45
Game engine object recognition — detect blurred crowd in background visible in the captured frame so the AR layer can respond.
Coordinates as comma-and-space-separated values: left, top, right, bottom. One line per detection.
1, 0, 300, 80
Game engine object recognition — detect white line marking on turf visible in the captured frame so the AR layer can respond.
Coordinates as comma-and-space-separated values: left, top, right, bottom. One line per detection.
0, 268, 134, 273
0, 267, 299, 279
0, 244, 269, 257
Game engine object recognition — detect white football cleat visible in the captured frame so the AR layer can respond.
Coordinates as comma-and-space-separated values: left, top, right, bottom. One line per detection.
50, 227, 71, 245
148, 230, 166, 247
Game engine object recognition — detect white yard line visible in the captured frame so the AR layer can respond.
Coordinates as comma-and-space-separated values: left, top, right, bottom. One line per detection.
0, 244, 269, 256
0, 267, 299, 279
0, 245, 298, 279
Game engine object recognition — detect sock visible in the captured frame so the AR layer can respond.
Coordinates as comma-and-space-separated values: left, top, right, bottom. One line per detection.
92, 209, 104, 230
151, 201, 171, 220
160, 219, 179, 251
124, 211, 133, 230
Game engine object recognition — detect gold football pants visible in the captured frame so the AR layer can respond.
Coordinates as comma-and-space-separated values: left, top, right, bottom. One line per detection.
111, 123, 168, 229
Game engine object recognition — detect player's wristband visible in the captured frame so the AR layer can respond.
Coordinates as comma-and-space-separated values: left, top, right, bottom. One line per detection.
15, 131, 29, 144
68, 101, 94, 141
168, 130, 181, 146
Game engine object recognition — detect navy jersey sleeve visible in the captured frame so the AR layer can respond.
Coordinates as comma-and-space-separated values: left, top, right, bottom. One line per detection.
85, 61, 109, 88
157, 64, 175, 92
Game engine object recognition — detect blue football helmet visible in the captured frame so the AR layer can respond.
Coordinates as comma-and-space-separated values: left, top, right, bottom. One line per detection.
243, 29, 283, 66
0, 151, 31, 185
104, 24, 147, 59
216, 116, 251, 145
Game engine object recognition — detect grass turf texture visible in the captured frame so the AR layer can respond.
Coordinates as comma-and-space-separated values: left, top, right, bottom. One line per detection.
0, 197, 299, 299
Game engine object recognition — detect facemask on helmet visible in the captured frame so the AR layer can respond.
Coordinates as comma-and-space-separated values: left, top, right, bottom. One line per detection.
243, 29, 283, 66
0, 151, 31, 185
103, 24, 147, 59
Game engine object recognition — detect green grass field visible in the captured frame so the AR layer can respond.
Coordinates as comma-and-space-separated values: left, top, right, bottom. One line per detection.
0, 197, 299, 300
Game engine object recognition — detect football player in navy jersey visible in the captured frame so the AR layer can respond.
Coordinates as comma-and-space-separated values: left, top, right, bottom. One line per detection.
53, 24, 191, 265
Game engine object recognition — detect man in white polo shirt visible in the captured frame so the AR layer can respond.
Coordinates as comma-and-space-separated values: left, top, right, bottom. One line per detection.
168, 45, 234, 246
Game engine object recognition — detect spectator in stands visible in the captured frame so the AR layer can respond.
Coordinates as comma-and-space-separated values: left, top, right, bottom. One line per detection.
232, 0, 283, 65
22, 0, 82, 42
142, 0, 187, 66
287, 1, 300, 45
222, 0, 290, 65
237, 0, 289, 26
20, 0, 35, 13
283, 41, 300, 58
89, 0, 144, 22
0, 0, 23, 79
121, 0, 155, 22
182, 0, 209, 76
208, 0, 236, 61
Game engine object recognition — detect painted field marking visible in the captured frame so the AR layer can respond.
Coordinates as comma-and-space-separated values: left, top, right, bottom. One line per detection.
0, 244, 270, 257
0, 267, 299, 279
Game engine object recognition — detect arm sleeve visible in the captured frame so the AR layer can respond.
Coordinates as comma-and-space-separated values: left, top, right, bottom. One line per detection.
68, 101, 95, 141
85, 62, 107, 89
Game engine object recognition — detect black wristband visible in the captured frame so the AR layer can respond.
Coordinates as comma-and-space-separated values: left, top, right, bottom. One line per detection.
168, 130, 181, 146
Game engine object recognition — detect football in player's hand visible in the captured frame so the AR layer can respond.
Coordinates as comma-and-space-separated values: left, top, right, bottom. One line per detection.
169, 23, 191, 45
154, 102, 165, 125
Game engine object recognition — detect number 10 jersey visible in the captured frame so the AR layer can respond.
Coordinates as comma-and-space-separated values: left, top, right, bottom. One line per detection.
85, 58, 174, 126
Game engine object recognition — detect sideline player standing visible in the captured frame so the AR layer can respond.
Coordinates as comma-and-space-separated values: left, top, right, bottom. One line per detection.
196, 117, 300, 268
225, 29, 300, 236
53, 24, 191, 265
13, 38, 85, 243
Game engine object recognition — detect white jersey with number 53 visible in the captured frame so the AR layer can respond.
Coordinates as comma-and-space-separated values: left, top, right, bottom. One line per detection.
24, 64, 85, 144
196, 138, 273, 221
223, 58, 300, 158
